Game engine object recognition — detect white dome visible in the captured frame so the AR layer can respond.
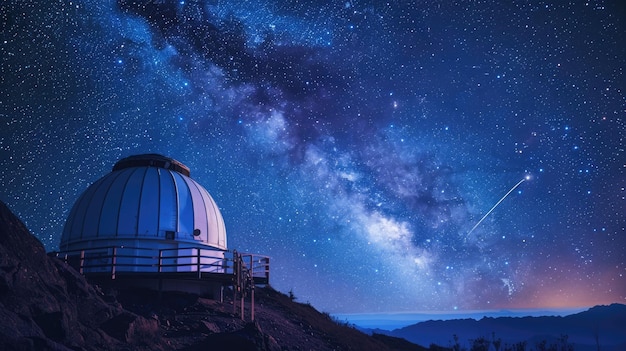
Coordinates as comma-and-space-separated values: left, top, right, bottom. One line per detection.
60, 154, 227, 251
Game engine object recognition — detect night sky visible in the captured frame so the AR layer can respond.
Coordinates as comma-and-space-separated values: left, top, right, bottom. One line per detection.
1, 0, 624, 314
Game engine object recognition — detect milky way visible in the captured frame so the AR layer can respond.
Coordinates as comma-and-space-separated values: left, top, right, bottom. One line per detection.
1, 0, 624, 313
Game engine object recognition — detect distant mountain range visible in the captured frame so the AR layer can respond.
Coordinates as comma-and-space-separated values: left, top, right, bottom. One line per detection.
335, 307, 588, 330
367, 304, 626, 351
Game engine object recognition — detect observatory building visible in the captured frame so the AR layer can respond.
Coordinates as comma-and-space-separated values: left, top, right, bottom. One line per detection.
56, 154, 269, 301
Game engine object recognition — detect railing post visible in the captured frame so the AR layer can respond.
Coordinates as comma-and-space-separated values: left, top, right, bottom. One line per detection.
197, 248, 201, 278
265, 257, 270, 283
111, 247, 117, 280
233, 250, 238, 315
158, 249, 163, 273
239, 254, 244, 321
250, 255, 255, 321
79, 250, 85, 275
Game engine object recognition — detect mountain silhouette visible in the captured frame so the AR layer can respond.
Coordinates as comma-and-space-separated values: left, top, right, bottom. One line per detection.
384, 304, 626, 351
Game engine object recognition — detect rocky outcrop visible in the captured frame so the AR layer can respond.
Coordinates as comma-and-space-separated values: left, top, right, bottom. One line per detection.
0, 201, 168, 350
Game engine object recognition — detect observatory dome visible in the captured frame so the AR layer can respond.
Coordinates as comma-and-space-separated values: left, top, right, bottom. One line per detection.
60, 154, 227, 251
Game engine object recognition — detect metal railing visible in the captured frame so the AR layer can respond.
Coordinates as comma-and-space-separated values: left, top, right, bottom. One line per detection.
55, 245, 270, 284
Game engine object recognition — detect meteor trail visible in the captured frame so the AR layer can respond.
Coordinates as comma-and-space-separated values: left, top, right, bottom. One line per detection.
466, 175, 530, 240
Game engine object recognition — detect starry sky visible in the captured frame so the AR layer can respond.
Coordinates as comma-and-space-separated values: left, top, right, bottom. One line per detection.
1, 0, 624, 314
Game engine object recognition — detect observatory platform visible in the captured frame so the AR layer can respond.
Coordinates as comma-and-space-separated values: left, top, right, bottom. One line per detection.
54, 154, 269, 305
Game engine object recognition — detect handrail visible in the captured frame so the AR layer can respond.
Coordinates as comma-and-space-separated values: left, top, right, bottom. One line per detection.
55, 245, 270, 283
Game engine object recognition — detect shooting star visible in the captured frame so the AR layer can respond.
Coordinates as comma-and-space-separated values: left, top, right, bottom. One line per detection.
466, 175, 531, 240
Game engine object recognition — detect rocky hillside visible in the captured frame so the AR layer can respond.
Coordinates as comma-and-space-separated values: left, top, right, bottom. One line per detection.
0, 200, 168, 350
0, 200, 426, 351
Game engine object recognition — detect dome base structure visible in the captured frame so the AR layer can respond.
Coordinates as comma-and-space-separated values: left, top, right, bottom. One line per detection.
55, 244, 269, 301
